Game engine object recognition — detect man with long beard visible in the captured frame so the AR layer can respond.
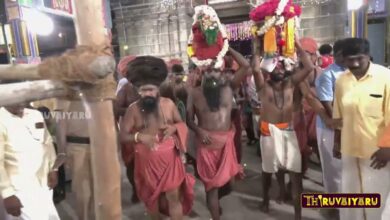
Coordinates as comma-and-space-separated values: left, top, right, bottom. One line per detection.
186, 47, 249, 220
120, 56, 194, 220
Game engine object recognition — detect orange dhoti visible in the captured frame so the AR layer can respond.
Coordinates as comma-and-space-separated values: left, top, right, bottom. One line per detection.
196, 129, 243, 191
133, 123, 195, 215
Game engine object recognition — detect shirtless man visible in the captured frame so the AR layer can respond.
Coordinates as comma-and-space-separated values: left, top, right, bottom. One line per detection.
120, 56, 194, 220
252, 36, 314, 220
187, 47, 250, 220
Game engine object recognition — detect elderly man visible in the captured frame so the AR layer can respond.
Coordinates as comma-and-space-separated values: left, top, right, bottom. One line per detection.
333, 38, 390, 220
120, 56, 194, 220
0, 102, 61, 220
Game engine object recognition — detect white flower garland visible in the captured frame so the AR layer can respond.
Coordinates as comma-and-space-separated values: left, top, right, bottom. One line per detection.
256, 0, 289, 36
188, 5, 229, 69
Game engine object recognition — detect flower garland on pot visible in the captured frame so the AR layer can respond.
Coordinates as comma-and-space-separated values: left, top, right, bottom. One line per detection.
187, 5, 229, 68
249, 0, 302, 58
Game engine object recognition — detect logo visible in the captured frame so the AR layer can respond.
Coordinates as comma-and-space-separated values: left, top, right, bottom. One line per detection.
301, 193, 380, 208
42, 111, 91, 120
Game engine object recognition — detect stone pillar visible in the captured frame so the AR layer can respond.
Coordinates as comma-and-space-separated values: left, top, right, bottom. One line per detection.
4, 0, 40, 64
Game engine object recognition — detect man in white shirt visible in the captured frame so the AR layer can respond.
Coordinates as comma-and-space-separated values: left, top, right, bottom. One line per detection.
0, 103, 60, 220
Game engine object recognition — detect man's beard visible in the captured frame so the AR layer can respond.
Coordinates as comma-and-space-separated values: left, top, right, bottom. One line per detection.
270, 73, 285, 82
139, 96, 159, 114
202, 77, 222, 112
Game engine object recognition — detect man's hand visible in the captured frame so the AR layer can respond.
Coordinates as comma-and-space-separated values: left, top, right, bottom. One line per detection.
324, 118, 342, 130
48, 171, 58, 189
196, 128, 212, 145
138, 133, 157, 150
56, 154, 66, 166
370, 148, 390, 169
323, 117, 334, 129
162, 125, 177, 140
4, 195, 23, 217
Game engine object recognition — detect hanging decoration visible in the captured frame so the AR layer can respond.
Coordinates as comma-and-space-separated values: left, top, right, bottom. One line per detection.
225, 21, 253, 41
187, 5, 229, 68
249, 0, 301, 58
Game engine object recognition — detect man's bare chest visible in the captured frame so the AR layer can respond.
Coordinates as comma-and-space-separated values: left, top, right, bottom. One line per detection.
261, 83, 294, 107
193, 89, 232, 113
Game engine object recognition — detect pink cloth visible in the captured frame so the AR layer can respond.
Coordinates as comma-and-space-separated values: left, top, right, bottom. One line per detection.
117, 55, 136, 77
299, 37, 318, 54
133, 123, 195, 215
197, 129, 243, 191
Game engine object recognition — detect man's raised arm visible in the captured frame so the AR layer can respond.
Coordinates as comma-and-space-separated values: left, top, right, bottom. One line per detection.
230, 47, 250, 90
252, 36, 265, 93
291, 39, 315, 84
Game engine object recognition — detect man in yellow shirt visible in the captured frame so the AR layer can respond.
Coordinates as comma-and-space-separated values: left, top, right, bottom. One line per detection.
333, 38, 390, 220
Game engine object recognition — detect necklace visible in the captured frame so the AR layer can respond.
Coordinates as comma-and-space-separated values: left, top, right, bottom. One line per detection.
272, 84, 285, 111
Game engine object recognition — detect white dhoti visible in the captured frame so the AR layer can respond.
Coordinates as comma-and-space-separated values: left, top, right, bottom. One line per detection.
260, 123, 301, 173
316, 126, 341, 193
341, 155, 390, 220
4, 187, 59, 220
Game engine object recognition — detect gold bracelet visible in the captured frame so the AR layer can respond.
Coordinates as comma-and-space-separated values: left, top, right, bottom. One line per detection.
134, 132, 140, 143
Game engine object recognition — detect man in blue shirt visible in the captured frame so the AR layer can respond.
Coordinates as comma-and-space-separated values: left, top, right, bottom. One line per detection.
315, 39, 345, 196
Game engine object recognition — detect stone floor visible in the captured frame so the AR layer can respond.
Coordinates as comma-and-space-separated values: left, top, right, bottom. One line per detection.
56, 138, 329, 220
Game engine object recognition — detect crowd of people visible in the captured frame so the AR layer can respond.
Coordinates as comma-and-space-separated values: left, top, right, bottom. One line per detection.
114, 35, 390, 220
1, 7, 390, 220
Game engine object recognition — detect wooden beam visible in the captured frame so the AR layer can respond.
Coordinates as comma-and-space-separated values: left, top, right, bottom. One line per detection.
0, 64, 40, 80
0, 55, 115, 81
0, 80, 67, 106
72, 1, 122, 220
